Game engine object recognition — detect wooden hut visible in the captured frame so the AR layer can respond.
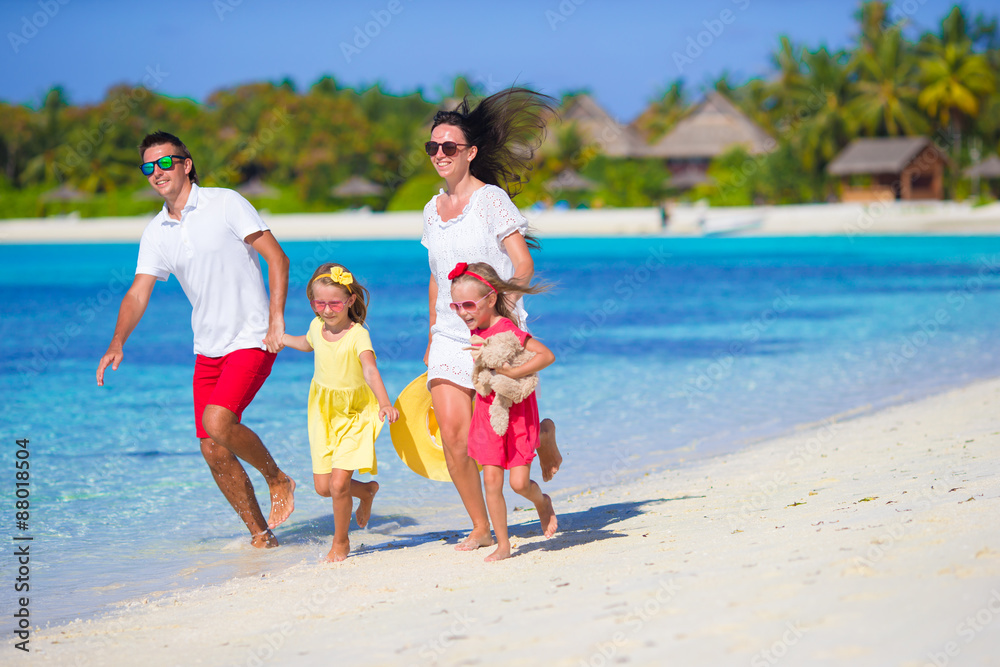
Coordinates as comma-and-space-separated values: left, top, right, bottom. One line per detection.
646, 91, 774, 189
966, 155, 1000, 197
827, 137, 947, 202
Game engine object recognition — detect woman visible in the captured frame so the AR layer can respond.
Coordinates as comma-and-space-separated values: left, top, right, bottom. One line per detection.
421, 87, 562, 550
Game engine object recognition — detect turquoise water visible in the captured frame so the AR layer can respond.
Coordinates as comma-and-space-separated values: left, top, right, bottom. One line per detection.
3, 235, 1000, 626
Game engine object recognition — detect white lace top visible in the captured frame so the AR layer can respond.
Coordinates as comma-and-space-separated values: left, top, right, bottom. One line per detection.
421, 184, 530, 344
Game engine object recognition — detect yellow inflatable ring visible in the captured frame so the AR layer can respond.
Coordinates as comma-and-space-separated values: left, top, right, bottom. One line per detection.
390, 373, 451, 481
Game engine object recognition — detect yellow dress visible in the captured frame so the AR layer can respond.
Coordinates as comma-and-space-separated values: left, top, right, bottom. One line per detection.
306, 319, 382, 475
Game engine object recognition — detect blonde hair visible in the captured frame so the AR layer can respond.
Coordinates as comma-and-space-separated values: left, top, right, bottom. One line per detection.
307, 262, 369, 324
449, 261, 548, 327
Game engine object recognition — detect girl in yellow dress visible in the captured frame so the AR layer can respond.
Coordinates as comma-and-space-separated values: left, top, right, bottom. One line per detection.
282, 263, 398, 562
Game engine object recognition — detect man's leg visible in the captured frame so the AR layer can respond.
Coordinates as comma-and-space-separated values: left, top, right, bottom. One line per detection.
200, 435, 278, 548
202, 405, 296, 532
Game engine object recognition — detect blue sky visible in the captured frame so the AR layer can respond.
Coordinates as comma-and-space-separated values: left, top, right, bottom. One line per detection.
1, 0, 995, 122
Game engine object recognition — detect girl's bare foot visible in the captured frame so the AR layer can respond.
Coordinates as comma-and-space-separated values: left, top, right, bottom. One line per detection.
355, 481, 379, 529
538, 419, 562, 483
455, 532, 494, 551
251, 528, 279, 549
484, 544, 511, 562
325, 538, 349, 562
536, 494, 557, 538
267, 474, 296, 529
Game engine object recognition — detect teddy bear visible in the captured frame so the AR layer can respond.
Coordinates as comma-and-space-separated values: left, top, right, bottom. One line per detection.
467, 331, 539, 436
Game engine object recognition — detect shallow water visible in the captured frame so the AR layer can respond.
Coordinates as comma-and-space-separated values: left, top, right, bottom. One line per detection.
2, 235, 1000, 626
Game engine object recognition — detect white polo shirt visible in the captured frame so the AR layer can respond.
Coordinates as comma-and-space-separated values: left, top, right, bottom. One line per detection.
136, 184, 271, 357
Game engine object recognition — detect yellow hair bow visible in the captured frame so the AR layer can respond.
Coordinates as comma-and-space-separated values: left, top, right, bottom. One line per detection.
314, 266, 353, 286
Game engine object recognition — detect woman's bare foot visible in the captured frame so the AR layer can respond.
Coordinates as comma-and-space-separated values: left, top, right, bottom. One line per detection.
355, 481, 379, 529
325, 538, 349, 562
267, 474, 296, 529
537, 419, 562, 483
251, 528, 279, 549
484, 543, 511, 562
455, 531, 494, 551
536, 494, 558, 538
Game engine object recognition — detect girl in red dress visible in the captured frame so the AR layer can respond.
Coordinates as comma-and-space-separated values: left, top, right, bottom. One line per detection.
448, 261, 557, 561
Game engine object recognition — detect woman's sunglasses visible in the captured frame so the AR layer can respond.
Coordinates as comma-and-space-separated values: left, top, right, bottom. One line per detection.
425, 141, 469, 157
448, 293, 492, 313
140, 155, 187, 176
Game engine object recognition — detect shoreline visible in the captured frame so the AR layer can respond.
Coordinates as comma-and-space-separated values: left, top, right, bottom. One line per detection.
2, 200, 1000, 243
29, 375, 1000, 666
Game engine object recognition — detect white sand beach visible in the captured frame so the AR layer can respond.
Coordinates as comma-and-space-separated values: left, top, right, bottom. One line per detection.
3, 200, 1000, 243
28, 376, 1000, 666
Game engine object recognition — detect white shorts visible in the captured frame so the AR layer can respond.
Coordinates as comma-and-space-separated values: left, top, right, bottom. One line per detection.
427, 330, 474, 390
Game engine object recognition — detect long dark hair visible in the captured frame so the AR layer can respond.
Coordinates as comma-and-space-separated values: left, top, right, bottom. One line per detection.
431, 86, 556, 200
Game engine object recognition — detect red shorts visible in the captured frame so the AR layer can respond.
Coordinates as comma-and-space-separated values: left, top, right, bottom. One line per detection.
192, 348, 276, 439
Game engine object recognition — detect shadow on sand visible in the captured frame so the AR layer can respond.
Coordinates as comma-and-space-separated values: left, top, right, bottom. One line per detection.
279, 495, 702, 557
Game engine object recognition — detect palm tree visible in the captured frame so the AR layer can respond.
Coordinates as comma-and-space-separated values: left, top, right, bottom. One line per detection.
846, 27, 928, 136
791, 47, 854, 172
917, 10, 996, 174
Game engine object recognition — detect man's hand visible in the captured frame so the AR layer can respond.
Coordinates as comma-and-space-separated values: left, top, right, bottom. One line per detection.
97, 343, 124, 386
263, 317, 285, 354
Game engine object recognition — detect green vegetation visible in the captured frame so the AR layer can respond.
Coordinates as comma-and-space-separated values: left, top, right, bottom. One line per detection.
1, 2, 998, 217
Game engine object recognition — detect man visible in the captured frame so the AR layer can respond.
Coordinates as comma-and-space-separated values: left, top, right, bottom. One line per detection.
97, 131, 295, 548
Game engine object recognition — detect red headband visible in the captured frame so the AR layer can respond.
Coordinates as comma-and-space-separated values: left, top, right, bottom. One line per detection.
448, 262, 496, 293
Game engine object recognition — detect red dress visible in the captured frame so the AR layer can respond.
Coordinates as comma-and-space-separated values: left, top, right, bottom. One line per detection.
467, 318, 540, 469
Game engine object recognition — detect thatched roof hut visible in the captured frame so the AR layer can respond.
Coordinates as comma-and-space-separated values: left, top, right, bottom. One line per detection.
545, 169, 598, 192
554, 94, 649, 158
331, 176, 386, 198
237, 178, 279, 198
827, 137, 947, 201
965, 155, 1000, 179
648, 91, 774, 160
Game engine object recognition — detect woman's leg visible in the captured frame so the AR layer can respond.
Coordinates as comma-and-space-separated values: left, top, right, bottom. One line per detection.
430, 379, 492, 550
509, 465, 558, 538
482, 465, 510, 562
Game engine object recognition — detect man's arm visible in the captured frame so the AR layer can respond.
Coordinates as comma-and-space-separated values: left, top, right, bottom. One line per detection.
96, 273, 157, 386
247, 230, 289, 353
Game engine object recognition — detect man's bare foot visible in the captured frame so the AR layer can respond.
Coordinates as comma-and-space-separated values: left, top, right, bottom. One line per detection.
484, 543, 511, 562
537, 419, 562, 483
251, 528, 279, 549
455, 532, 494, 551
267, 474, 296, 529
355, 481, 379, 529
536, 494, 558, 538
325, 538, 349, 562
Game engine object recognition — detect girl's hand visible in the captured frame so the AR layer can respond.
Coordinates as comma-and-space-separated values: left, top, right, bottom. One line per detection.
379, 405, 400, 423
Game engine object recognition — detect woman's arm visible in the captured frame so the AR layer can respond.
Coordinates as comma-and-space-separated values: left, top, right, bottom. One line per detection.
280, 333, 312, 352
424, 274, 437, 366
360, 350, 399, 422
502, 232, 534, 286
496, 336, 554, 379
